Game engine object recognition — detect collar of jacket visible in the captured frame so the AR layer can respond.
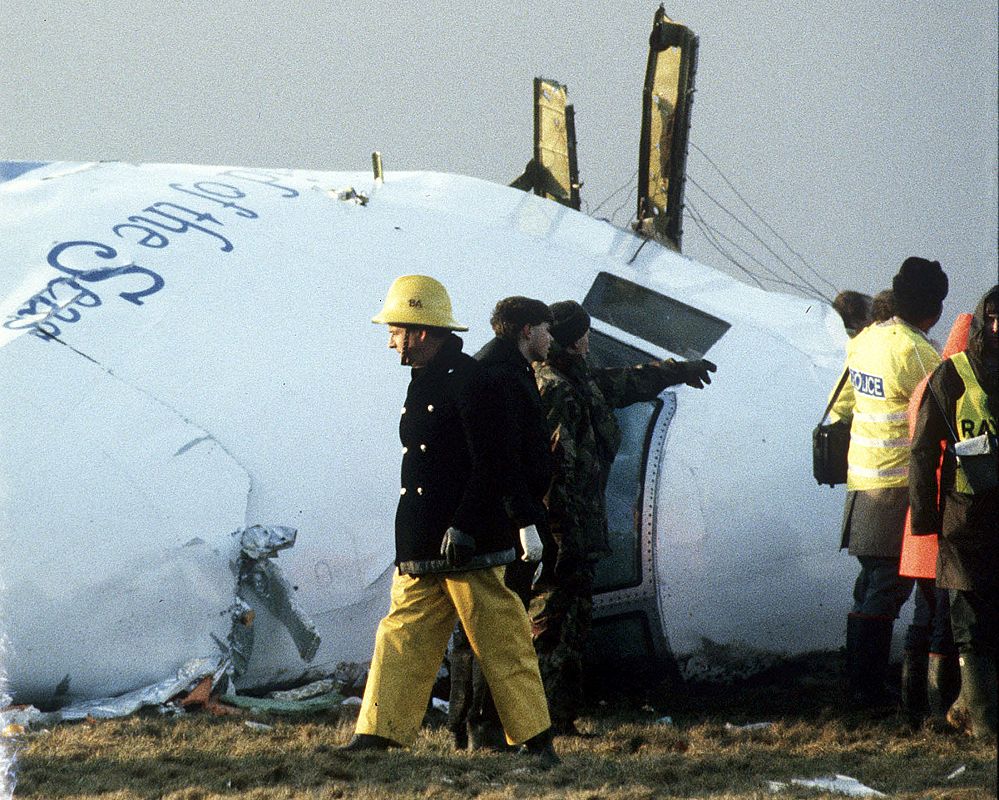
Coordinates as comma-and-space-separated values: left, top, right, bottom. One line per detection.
544, 338, 589, 382
475, 335, 531, 373
410, 332, 464, 377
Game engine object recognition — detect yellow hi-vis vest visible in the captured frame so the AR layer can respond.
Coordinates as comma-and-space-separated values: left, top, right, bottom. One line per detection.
839, 319, 942, 490
950, 351, 998, 494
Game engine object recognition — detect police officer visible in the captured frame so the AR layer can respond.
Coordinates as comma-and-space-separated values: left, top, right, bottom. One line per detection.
909, 286, 998, 738
339, 275, 558, 765
530, 300, 716, 735
828, 257, 948, 709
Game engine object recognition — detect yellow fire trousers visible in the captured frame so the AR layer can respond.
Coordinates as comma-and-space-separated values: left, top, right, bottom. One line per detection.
356, 565, 551, 746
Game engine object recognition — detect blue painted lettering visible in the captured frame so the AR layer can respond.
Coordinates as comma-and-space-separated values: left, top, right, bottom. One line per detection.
14, 167, 305, 342
169, 182, 258, 219
48, 240, 165, 306
2, 315, 61, 339
130, 202, 233, 252
221, 169, 299, 198
3, 277, 103, 339
112, 222, 169, 248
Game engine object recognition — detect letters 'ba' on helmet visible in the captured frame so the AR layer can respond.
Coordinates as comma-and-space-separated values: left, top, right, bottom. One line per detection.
371, 275, 468, 331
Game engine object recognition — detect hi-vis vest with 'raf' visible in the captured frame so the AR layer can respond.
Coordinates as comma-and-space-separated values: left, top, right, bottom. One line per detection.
830, 319, 942, 491
950, 350, 997, 494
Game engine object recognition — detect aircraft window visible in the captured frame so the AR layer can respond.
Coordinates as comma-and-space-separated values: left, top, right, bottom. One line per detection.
583, 271, 730, 358
587, 329, 661, 593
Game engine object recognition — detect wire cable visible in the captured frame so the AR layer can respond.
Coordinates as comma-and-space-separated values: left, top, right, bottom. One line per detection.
686, 199, 807, 293
690, 141, 839, 296
685, 201, 765, 290
686, 176, 835, 303
590, 169, 639, 215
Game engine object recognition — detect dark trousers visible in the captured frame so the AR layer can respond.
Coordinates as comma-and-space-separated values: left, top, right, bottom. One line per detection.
950, 589, 997, 657
904, 579, 956, 655
529, 559, 596, 726
852, 555, 914, 618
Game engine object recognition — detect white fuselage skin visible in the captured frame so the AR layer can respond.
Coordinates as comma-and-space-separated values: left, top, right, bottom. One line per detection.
0, 162, 853, 706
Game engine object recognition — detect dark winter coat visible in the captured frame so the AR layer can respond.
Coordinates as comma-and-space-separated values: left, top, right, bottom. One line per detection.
535, 340, 690, 567
474, 336, 552, 534
909, 287, 999, 592
394, 334, 516, 574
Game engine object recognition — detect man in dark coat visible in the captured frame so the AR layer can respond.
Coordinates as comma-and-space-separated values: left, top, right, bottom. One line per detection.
909, 285, 998, 738
339, 275, 558, 765
448, 296, 554, 750
530, 300, 717, 735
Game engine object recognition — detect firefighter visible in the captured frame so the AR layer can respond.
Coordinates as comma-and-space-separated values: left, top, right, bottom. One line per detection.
530, 300, 716, 735
338, 275, 558, 766
828, 257, 948, 710
909, 286, 998, 738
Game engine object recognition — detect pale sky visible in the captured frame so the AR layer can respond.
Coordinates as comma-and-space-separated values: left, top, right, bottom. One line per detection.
3, 1, 996, 329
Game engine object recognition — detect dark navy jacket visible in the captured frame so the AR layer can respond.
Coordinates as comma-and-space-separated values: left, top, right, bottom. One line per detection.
474, 336, 552, 534
395, 334, 516, 574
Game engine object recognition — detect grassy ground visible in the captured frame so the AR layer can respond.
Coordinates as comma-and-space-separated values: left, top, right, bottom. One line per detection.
7, 654, 996, 799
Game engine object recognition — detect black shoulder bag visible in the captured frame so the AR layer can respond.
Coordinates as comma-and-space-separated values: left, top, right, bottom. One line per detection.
813, 369, 850, 487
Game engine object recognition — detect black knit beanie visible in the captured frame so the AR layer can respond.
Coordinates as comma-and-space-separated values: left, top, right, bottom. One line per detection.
892, 257, 948, 322
549, 300, 591, 348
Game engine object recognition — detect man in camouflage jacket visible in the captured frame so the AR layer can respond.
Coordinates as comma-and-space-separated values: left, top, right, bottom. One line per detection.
530, 300, 716, 734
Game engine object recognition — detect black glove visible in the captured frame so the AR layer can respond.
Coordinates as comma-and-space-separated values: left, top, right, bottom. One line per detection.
440, 526, 475, 568
680, 358, 717, 389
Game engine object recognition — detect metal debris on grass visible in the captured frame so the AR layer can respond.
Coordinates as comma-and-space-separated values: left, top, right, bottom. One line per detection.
768, 774, 885, 797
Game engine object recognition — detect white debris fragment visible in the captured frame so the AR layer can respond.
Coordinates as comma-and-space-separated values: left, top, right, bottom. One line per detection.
244, 721, 273, 732
0, 706, 57, 733
340, 696, 362, 706
57, 657, 219, 721
768, 775, 885, 797
268, 679, 338, 702
431, 697, 449, 714
725, 721, 773, 731
946, 765, 966, 780
656, 716, 674, 725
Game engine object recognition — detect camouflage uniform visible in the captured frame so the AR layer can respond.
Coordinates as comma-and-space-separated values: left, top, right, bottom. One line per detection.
530, 338, 691, 729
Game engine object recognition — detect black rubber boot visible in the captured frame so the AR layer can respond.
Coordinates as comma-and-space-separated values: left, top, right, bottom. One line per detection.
467, 719, 511, 752
900, 648, 929, 728
949, 652, 997, 739
846, 614, 896, 712
335, 733, 398, 752
520, 727, 561, 769
926, 653, 960, 730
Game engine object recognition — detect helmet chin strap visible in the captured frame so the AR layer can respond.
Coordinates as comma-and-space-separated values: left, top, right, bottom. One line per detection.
400, 327, 417, 366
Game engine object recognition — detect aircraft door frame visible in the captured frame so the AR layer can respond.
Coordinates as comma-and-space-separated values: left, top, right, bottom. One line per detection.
587, 388, 677, 676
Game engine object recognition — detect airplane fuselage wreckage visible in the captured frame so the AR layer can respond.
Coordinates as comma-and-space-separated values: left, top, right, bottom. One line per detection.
0, 159, 853, 711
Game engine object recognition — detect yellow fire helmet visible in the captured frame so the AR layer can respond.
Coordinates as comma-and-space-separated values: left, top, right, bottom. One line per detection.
371, 274, 468, 331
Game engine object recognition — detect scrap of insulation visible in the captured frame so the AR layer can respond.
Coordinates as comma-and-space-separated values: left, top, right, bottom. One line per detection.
220, 691, 343, 715
179, 675, 214, 708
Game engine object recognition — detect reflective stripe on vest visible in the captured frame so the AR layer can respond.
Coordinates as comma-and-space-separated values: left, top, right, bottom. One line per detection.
854, 410, 908, 424
849, 434, 912, 449
951, 351, 997, 494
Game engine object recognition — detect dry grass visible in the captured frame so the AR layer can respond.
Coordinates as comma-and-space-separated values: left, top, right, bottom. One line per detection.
7, 654, 996, 799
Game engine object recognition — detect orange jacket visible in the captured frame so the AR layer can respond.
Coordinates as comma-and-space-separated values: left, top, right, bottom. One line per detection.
898, 313, 973, 578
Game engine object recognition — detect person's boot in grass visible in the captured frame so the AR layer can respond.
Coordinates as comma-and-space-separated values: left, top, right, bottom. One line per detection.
948, 651, 997, 739
519, 727, 560, 768
900, 647, 928, 729
335, 733, 399, 752
925, 652, 960, 732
